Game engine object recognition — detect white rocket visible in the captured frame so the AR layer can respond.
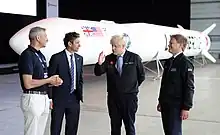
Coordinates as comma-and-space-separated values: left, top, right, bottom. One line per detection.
9, 17, 216, 78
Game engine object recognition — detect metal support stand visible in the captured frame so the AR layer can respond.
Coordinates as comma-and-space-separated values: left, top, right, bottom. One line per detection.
192, 55, 207, 67
143, 58, 164, 80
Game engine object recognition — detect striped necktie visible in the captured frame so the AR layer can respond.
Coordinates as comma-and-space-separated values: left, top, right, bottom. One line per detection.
70, 54, 75, 93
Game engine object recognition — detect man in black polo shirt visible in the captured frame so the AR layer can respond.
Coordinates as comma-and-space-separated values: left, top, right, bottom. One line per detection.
18, 26, 63, 135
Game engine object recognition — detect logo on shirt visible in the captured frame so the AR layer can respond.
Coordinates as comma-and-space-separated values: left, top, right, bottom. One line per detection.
122, 33, 131, 49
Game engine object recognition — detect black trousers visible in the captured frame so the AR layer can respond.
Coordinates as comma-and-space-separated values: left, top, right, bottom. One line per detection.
107, 94, 138, 135
160, 103, 182, 135
50, 94, 80, 135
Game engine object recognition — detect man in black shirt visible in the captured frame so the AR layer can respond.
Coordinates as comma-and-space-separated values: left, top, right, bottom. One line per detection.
157, 34, 195, 135
94, 35, 145, 135
18, 26, 63, 135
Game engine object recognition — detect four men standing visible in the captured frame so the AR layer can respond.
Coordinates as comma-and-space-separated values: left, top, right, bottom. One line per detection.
18, 26, 194, 135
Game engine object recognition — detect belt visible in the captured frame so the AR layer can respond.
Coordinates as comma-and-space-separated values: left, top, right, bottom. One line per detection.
23, 90, 47, 95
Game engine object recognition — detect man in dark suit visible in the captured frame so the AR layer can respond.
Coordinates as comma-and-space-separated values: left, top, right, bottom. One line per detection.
157, 34, 195, 135
48, 32, 83, 135
94, 35, 145, 135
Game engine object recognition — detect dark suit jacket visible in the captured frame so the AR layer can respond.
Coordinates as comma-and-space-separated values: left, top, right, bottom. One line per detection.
48, 50, 83, 104
94, 50, 145, 95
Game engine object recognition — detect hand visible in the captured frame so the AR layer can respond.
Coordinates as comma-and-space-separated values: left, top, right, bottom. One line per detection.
48, 75, 58, 85
49, 100, 53, 109
98, 51, 105, 65
54, 77, 63, 86
49, 75, 63, 86
181, 110, 189, 120
157, 103, 161, 112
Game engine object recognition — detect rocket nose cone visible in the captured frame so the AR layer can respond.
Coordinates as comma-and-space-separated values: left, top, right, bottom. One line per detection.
9, 35, 17, 53
9, 29, 29, 55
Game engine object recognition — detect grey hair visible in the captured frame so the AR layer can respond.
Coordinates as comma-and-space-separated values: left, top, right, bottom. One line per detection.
28, 26, 46, 40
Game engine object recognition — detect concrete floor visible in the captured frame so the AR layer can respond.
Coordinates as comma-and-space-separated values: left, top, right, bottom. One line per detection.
0, 62, 220, 135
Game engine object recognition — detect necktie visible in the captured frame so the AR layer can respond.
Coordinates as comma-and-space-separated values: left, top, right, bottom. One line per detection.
117, 56, 123, 76
70, 54, 75, 93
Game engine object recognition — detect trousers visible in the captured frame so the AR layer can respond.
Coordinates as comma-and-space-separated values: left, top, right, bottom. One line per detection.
107, 94, 138, 135
50, 93, 80, 135
160, 102, 182, 135
20, 93, 50, 135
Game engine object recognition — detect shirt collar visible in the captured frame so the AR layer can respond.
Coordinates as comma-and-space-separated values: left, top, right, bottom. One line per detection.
65, 49, 74, 56
173, 51, 182, 58
28, 45, 40, 53
118, 50, 126, 57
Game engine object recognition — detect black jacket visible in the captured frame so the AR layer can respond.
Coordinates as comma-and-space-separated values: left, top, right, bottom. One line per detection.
158, 53, 195, 110
48, 50, 83, 103
94, 50, 145, 95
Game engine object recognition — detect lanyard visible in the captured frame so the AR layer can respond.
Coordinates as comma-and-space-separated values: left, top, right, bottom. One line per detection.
35, 52, 47, 70
35, 52, 48, 78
